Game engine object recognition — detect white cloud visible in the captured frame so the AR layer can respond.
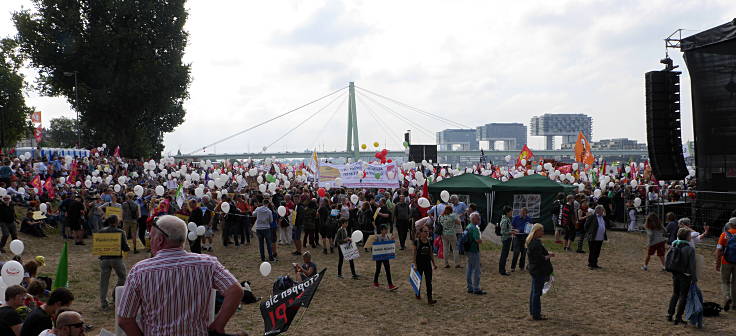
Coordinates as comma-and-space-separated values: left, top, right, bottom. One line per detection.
1, 0, 734, 155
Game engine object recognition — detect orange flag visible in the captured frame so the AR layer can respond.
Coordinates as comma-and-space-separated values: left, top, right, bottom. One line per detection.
574, 132, 595, 165
516, 144, 534, 167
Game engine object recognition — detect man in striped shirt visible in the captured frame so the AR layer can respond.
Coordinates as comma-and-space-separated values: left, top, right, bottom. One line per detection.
117, 215, 243, 336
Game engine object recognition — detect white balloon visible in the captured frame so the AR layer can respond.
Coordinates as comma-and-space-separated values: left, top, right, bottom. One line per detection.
9, 240, 24, 256
1, 261, 23, 286
196, 226, 206, 236
118, 176, 126, 185
194, 187, 203, 198
257, 176, 264, 184
608, 182, 614, 188
84, 180, 92, 188
0, 188, 5, 197
436, 176, 443, 182
440, 190, 450, 203
221, 202, 230, 213
75, 181, 81, 187
277, 206, 287, 217
134, 185, 144, 197
634, 197, 642, 207
594, 189, 602, 198
114, 184, 121, 193
418, 197, 430, 208
504, 155, 511, 162
259, 184, 267, 193
520, 159, 527, 166
351, 230, 364, 243
39, 203, 48, 214
283, 181, 291, 189
268, 182, 277, 192
155, 185, 165, 196
207, 180, 215, 189
350, 194, 359, 205
631, 180, 638, 188
572, 163, 579, 170
578, 184, 584, 192
188, 222, 197, 232
259, 262, 272, 277
188, 231, 198, 241
408, 187, 415, 195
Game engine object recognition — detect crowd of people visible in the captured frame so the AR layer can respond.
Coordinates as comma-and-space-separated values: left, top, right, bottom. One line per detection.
0, 146, 733, 334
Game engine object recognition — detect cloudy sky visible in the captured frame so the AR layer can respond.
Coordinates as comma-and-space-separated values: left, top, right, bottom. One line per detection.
2, 0, 735, 155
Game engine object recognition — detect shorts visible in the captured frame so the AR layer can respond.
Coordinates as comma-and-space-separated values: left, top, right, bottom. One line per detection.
292, 226, 303, 241
67, 218, 82, 231
647, 242, 665, 256
319, 226, 335, 239
564, 227, 577, 241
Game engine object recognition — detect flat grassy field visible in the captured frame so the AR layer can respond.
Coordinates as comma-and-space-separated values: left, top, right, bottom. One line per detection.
17, 224, 735, 336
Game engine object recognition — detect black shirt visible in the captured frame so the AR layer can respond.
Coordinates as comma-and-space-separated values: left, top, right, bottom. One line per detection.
0, 305, 22, 336
415, 239, 433, 266
66, 199, 84, 222
20, 307, 52, 336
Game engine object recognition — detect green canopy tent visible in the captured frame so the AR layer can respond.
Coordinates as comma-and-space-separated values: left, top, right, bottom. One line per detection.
427, 174, 501, 226
490, 174, 577, 232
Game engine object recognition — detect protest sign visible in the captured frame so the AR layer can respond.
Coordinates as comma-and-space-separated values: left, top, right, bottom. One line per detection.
339, 242, 359, 261
32, 211, 46, 220
317, 162, 399, 189
372, 240, 396, 261
105, 206, 122, 219
261, 269, 326, 335
409, 264, 422, 296
92, 233, 122, 256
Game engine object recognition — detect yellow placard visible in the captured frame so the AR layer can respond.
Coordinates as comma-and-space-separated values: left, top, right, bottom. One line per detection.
32, 211, 47, 220
92, 233, 122, 256
105, 206, 122, 219
175, 214, 190, 223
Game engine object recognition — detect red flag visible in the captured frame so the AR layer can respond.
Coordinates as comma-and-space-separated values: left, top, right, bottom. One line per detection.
44, 177, 55, 198
33, 126, 43, 143
515, 144, 534, 167
113, 146, 121, 157
422, 180, 429, 199
31, 175, 42, 191
558, 164, 572, 174
67, 161, 78, 184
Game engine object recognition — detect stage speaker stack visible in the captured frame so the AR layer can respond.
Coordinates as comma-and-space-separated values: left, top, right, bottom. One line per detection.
409, 144, 438, 163
645, 70, 688, 180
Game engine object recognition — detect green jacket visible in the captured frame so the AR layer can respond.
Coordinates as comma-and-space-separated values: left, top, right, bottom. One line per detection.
500, 215, 513, 241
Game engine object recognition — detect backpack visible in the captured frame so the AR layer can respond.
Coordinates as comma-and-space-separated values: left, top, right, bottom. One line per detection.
724, 232, 736, 264
272, 276, 296, 295
458, 228, 475, 253
703, 302, 722, 317
664, 243, 689, 274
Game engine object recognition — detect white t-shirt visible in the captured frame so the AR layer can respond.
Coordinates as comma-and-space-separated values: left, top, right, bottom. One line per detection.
689, 231, 702, 249
39, 330, 57, 336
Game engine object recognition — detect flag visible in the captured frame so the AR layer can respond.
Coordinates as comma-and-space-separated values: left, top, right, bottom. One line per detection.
33, 126, 43, 143
175, 183, 184, 208
113, 146, 120, 157
516, 144, 534, 167
52, 242, 69, 290
260, 269, 326, 335
574, 131, 595, 165
31, 175, 42, 191
30, 111, 42, 124
601, 160, 607, 175
44, 177, 55, 198
312, 148, 320, 180
67, 161, 78, 184
422, 179, 429, 198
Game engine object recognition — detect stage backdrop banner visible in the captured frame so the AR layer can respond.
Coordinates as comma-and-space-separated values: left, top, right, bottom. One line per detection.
317, 162, 399, 189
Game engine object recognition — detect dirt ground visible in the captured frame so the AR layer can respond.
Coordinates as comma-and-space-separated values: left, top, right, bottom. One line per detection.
16, 225, 735, 336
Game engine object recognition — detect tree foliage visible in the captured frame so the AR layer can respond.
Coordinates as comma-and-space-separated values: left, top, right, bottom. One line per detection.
13, 0, 191, 158
42, 117, 78, 148
0, 38, 33, 149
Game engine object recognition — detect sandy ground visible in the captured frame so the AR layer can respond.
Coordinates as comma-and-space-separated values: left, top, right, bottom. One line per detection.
17, 225, 735, 336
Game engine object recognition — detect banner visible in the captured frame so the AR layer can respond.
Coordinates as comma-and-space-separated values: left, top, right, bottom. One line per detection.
260, 269, 326, 336
372, 240, 396, 261
409, 264, 422, 296
105, 206, 122, 219
92, 233, 122, 256
339, 242, 359, 261
317, 162, 399, 189
30, 111, 41, 123
33, 126, 43, 143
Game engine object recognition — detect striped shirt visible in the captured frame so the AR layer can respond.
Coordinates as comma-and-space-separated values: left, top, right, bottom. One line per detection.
117, 248, 238, 336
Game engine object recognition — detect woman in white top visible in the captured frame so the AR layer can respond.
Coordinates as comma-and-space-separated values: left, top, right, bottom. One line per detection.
677, 218, 710, 248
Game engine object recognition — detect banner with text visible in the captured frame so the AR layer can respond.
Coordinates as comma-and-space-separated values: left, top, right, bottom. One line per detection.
372, 240, 396, 261
317, 162, 400, 189
260, 269, 326, 336
339, 242, 359, 261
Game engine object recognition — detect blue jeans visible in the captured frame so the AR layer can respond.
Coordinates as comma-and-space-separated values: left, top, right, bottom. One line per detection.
256, 229, 274, 261
530, 274, 549, 318
466, 251, 481, 292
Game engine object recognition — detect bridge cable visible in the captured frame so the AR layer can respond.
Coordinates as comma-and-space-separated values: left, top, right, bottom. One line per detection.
355, 86, 472, 129
186, 85, 347, 155
261, 90, 348, 153
308, 92, 349, 149
357, 90, 437, 139
355, 94, 404, 148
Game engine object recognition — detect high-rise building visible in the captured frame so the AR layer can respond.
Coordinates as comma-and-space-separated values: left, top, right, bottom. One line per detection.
436, 129, 478, 151
530, 114, 592, 150
475, 123, 527, 150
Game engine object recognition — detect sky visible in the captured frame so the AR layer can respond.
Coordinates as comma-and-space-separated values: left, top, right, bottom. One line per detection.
1, 0, 735, 156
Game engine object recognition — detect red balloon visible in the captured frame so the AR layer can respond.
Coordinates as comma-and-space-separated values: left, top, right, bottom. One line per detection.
317, 187, 326, 198
387, 159, 392, 163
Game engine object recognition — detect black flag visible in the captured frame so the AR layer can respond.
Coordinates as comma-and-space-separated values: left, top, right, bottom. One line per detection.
260, 269, 326, 335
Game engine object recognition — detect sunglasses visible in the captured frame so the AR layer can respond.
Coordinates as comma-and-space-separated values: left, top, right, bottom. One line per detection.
151, 220, 169, 238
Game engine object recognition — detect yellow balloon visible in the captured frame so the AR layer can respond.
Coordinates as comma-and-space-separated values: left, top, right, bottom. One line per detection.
361, 144, 367, 150
373, 142, 379, 148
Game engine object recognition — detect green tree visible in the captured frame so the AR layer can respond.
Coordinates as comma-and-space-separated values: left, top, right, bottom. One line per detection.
0, 38, 33, 149
43, 117, 78, 148
13, 0, 191, 158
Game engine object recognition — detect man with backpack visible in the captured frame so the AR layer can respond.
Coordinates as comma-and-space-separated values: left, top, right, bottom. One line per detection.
122, 192, 141, 253
464, 213, 485, 295
665, 228, 697, 324
716, 217, 736, 312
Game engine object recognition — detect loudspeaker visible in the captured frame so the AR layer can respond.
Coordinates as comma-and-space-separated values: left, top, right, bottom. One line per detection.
645, 71, 687, 180
409, 145, 437, 163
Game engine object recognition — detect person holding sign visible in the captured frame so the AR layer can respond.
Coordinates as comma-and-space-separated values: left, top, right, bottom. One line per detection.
373, 225, 398, 290
98, 215, 129, 310
335, 218, 358, 279
413, 226, 437, 304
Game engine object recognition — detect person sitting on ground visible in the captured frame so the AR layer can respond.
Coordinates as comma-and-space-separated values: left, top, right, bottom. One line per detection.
0, 285, 27, 336
38, 310, 85, 336
20, 288, 75, 336
20, 210, 46, 237
294, 251, 317, 282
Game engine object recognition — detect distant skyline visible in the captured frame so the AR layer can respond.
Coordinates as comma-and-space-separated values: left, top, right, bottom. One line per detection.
2, 0, 735, 155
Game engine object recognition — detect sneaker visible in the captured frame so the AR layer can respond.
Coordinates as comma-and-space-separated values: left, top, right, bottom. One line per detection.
666, 315, 672, 322
373, 282, 380, 288
337, 274, 344, 279
473, 290, 487, 295
352, 275, 360, 280
388, 285, 398, 291
641, 265, 648, 271
415, 294, 421, 300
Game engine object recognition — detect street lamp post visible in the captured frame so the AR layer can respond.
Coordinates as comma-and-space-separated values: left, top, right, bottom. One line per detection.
63, 71, 80, 147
